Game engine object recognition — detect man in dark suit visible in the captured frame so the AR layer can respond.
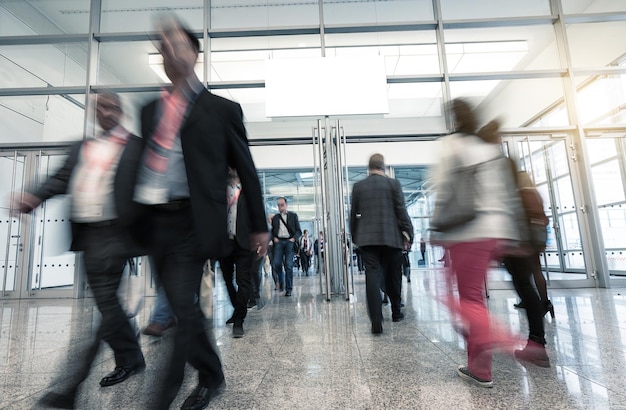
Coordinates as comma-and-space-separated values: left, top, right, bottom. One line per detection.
349, 153, 413, 334
133, 16, 268, 410
271, 197, 302, 297
218, 168, 265, 338
13, 92, 146, 408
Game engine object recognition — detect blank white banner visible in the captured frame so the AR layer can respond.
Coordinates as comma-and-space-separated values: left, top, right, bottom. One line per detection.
265, 56, 389, 117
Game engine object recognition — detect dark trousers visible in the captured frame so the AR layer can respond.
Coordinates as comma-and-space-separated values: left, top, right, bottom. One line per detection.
360, 245, 403, 325
63, 225, 144, 392
218, 241, 256, 323
503, 256, 546, 345
273, 239, 294, 291
250, 257, 263, 300
148, 207, 224, 409
300, 250, 311, 274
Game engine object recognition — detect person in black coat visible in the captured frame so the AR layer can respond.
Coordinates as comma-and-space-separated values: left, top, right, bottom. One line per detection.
270, 197, 302, 297
14, 92, 146, 409
218, 168, 266, 338
133, 16, 268, 410
350, 153, 413, 334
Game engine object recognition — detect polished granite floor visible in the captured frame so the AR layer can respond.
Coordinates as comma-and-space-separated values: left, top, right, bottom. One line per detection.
2, 267, 626, 409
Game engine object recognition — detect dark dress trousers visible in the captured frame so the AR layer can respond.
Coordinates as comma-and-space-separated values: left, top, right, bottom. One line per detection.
33, 135, 145, 392
139, 89, 267, 408
350, 173, 414, 325
218, 192, 265, 324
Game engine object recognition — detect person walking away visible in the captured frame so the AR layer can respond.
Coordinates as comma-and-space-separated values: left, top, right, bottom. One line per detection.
350, 153, 414, 334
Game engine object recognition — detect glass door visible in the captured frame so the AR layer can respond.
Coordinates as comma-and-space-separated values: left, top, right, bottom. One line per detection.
27, 149, 77, 298
502, 135, 592, 284
1, 148, 77, 299
0, 151, 27, 299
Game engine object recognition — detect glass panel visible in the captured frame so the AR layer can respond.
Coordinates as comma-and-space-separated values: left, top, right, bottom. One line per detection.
259, 168, 317, 222
586, 138, 618, 164
545, 142, 570, 178
554, 176, 576, 212
445, 25, 560, 73
325, 31, 440, 76
0, 44, 88, 88
101, 0, 204, 32
211, 88, 267, 124
386, 82, 444, 120
565, 251, 586, 270
449, 78, 566, 127
575, 74, 626, 126
590, 160, 625, 205
598, 207, 626, 248
31, 154, 75, 290
211, 0, 319, 30
567, 22, 626, 68
0, 154, 24, 293
211, 35, 322, 82
606, 250, 626, 271
99, 41, 180, 85
440, 0, 551, 20
560, 213, 582, 251
563, 0, 626, 14
0, 0, 90, 35
0, 95, 85, 144
323, 0, 433, 25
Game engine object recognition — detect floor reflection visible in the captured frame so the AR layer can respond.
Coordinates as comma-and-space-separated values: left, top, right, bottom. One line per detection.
2, 269, 626, 409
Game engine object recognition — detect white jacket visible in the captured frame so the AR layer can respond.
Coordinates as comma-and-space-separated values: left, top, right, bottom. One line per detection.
432, 133, 522, 244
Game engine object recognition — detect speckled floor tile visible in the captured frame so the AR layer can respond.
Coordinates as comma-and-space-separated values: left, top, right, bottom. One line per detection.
3, 269, 626, 409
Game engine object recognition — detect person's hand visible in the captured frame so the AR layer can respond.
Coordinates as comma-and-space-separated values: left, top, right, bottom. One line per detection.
403, 241, 412, 251
273, 237, 278, 244
250, 232, 269, 259
289, 238, 295, 242
10, 192, 41, 216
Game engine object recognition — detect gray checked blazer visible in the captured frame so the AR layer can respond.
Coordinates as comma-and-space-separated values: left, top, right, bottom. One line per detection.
349, 173, 414, 249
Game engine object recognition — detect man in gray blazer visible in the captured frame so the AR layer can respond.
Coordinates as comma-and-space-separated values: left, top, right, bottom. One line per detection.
350, 153, 413, 334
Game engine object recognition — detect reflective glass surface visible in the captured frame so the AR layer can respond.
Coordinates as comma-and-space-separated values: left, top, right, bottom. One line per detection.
323, 0, 433, 25
0, 44, 88, 88
0, 0, 90, 35
567, 21, 626, 68
444, 25, 561, 73
440, 0, 551, 20
0, 95, 85, 144
100, 0, 203, 32
210, 0, 319, 29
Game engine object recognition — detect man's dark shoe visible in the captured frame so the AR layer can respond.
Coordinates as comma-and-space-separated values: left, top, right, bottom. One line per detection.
142, 317, 176, 337
181, 382, 225, 410
233, 323, 245, 338
225, 315, 235, 325
371, 322, 383, 334
392, 312, 405, 322
38, 391, 75, 409
247, 300, 257, 309
99, 362, 145, 387
285, 290, 292, 297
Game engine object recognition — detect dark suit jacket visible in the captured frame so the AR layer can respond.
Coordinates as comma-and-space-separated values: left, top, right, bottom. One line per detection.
349, 173, 414, 249
140, 89, 266, 259
230, 191, 255, 251
271, 211, 302, 243
33, 134, 144, 252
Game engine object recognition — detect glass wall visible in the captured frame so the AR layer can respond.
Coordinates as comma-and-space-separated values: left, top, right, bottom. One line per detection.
1, 0, 626, 289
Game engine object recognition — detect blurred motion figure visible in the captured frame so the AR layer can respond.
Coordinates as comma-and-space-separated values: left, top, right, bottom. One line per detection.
14, 91, 146, 409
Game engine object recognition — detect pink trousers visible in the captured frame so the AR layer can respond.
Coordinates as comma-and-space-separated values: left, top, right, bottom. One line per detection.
447, 239, 498, 380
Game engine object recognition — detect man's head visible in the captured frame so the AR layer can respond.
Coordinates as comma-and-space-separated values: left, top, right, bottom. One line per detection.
158, 16, 200, 83
303, 229, 309, 236
368, 153, 385, 172
95, 91, 122, 132
277, 197, 288, 213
